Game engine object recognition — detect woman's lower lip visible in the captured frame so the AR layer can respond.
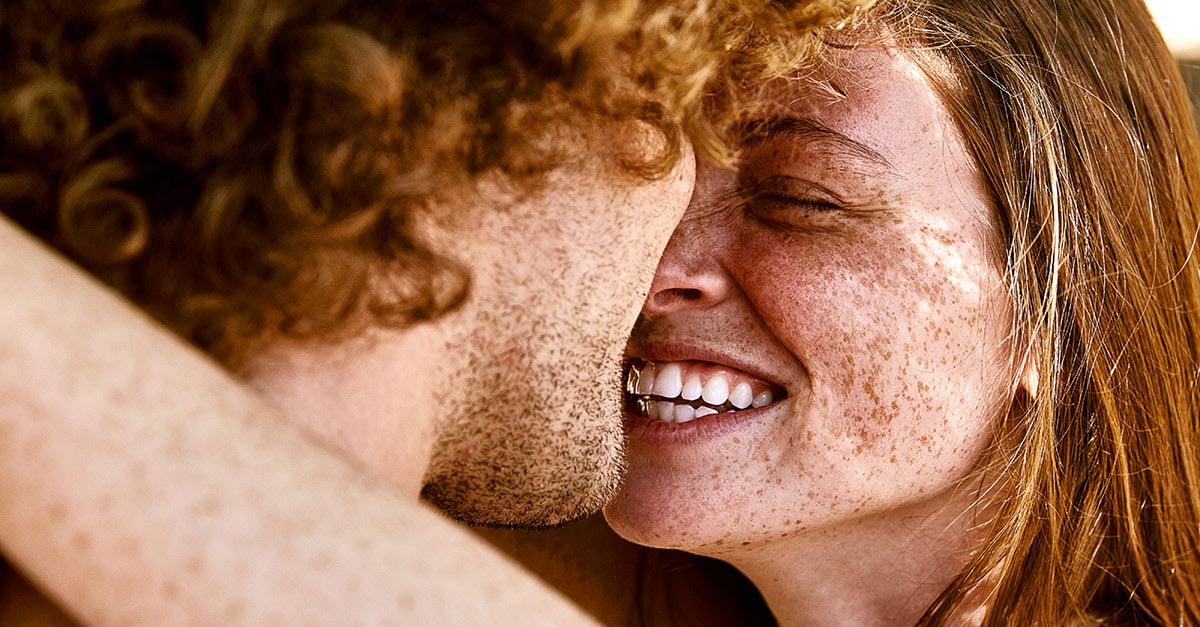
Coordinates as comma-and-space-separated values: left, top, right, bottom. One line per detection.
622, 402, 779, 446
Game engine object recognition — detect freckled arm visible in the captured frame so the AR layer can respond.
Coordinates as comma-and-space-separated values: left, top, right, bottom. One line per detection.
0, 216, 597, 626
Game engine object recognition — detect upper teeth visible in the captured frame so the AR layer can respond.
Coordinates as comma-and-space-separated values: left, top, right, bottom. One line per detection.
651, 363, 683, 398
627, 360, 781, 424
730, 382, 753, 409
702, 375, 729, 405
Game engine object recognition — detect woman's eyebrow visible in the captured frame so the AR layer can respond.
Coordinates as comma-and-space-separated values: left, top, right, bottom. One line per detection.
739, 115, 896, 174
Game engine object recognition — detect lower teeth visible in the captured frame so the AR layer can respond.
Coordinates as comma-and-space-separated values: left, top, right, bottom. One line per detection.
636, 396, 733, 423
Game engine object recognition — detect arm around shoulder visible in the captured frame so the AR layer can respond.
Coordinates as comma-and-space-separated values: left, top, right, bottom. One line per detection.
0, 216, 597, 625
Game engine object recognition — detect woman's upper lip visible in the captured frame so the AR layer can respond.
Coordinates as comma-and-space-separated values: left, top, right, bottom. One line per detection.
628, 342, 785, 387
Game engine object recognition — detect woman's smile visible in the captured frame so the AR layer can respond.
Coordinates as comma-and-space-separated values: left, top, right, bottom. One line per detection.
626, 360, 785, 422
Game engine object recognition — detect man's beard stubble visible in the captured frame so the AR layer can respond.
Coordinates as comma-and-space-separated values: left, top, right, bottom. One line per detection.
419, 327, 628, 528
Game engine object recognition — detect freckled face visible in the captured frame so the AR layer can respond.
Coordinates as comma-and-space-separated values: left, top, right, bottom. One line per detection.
605, 46, 1017, 551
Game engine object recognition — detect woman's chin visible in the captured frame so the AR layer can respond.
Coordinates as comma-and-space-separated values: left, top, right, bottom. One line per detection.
602, 484, 725, 553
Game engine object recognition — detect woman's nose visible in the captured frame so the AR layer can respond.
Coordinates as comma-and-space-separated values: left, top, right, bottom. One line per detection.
641, 219, 734, 315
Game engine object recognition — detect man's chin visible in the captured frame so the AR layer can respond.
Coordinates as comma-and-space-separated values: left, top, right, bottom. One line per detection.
420, 459, 623, 529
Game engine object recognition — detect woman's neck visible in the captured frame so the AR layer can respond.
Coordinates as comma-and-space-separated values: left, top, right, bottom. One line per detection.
709, 488, 988, 626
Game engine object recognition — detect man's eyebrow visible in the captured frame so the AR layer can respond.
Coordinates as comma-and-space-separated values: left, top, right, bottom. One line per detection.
738, 116, 895, 172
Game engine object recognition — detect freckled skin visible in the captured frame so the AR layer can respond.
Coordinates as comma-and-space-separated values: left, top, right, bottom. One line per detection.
606, 46, 1021, 624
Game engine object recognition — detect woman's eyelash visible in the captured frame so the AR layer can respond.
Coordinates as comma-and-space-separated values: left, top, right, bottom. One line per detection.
738, 175, 845, 211
755, 193, 840, 211
717, 182, 843, 219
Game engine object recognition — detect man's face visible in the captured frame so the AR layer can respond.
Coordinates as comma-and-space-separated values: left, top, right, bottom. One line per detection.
422, 123, 696, 526
248, 120, 695, 527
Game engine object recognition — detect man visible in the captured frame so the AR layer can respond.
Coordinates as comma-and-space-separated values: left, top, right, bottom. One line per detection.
0, 0, 865, 622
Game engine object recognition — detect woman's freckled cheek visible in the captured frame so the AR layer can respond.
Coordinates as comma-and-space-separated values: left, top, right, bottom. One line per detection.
739, 201, 995, 477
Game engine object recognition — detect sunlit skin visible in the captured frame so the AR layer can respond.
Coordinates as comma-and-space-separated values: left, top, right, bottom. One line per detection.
606, 45, 1028, 625
248, 122, 696, 527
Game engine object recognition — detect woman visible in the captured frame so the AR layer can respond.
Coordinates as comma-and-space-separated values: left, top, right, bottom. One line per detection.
607, 0, 1200, 623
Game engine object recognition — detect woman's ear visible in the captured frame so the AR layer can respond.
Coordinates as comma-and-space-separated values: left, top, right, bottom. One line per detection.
1017, 344, 1039, 398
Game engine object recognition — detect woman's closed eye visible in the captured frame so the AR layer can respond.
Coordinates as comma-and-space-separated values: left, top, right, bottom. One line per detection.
742, 175, 846, 229
757, 193, 841, 212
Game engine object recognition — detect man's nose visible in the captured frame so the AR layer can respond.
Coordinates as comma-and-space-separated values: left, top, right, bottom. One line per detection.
641, 219, 734, 316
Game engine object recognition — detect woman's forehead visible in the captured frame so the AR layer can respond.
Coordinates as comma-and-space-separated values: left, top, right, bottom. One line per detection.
748, 45, 966, 175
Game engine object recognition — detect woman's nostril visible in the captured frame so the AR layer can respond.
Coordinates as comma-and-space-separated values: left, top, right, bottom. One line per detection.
651, 287, 704, 308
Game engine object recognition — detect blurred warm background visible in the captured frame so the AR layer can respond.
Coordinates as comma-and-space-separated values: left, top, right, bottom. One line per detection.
1147, 0, 1200, 129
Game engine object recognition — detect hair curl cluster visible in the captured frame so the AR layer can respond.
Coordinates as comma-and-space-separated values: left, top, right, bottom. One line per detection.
0, 0, 870, 366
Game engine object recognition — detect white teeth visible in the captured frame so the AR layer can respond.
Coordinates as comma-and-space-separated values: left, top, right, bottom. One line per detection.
636, 363, 656, 395
681, 374, 703, 401
634, 361, 782, 422
701, 374, 730, 405
729, 382, 753, 409
673, 404, 696, 423
651, 363, 683, 398
752, 390, 774, 408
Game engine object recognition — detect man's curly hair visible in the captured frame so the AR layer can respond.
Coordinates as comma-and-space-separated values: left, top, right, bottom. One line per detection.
0, 0, 870, 367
